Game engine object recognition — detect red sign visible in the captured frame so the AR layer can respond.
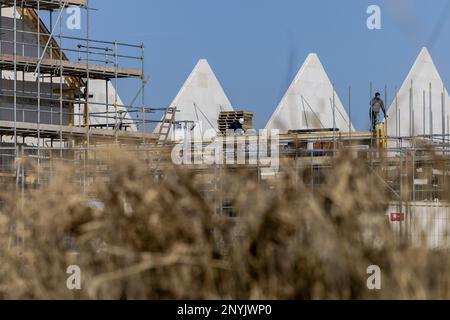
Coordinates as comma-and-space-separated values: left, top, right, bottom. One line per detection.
390, 213, 405, 222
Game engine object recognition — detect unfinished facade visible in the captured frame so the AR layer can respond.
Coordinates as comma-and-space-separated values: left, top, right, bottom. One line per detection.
0, 0, 147, 151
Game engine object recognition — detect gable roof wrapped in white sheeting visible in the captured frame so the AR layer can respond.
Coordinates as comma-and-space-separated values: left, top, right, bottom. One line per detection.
266, 53, 354, 133
386, 47, 450, 138
154, 59, 234, 140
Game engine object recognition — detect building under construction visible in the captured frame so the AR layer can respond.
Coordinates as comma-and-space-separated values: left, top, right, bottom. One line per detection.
0, 0, 153, 148
1, 1, 450, 249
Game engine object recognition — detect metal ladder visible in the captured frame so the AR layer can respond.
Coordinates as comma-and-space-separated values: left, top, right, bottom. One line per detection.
157, 107, 177, 144
150, 107, 177, 175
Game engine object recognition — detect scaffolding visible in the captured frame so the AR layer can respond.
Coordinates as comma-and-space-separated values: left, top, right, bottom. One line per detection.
0, 0, 156, 153
1, 1, 450, 249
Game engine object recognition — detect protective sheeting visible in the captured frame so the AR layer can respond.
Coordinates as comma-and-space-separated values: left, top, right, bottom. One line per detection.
388, 202, 450, 249
75, 80, 137, 131
265, 53, 354, 133
386, 47, 450, 138
154, 59, 234, 141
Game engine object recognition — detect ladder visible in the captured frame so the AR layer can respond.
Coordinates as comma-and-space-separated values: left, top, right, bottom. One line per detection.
151, 107, 177, 175
114, 110, 127, 132
157, 107, 177, 144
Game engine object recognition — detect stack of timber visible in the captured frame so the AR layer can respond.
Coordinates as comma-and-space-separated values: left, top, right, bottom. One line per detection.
218, 111, 254, 133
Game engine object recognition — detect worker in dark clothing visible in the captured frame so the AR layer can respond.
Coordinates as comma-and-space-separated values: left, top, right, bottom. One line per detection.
370, 92, 387, 132
229, 118, 245, 134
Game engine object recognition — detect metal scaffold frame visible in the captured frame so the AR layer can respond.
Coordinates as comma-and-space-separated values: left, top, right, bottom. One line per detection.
1, 1, 450, 249
0, 0, 162, 184
0, 0, 155, 153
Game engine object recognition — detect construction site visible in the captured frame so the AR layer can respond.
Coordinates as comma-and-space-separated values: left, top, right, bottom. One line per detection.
1, 0, 450, 300
1, 0, 450, 247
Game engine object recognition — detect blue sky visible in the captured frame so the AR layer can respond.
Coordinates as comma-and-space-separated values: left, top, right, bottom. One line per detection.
67, 0, 450, 130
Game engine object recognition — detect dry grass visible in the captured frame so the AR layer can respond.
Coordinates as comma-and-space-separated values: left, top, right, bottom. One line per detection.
0, 148, 449, 299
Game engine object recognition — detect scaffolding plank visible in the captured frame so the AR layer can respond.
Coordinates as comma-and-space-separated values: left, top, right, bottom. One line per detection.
0, 0, 86, 9
0, 120, 156, 141
0, 54, 142, 79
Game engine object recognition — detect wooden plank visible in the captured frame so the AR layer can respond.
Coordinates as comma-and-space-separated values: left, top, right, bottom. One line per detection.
0, 0, 86, 9
0, 54, 142, 79
0, 120, 157, 141
218, 110, 254, 133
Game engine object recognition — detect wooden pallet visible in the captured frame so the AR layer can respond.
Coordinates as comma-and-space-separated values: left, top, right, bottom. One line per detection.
218, 111, 254, 133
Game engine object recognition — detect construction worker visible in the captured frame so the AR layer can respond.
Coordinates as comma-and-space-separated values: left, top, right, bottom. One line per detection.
229, 118, 245, 135
370, 92, 387, 132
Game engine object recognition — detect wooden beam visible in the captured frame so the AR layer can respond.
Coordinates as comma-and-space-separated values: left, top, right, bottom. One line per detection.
0, 54, 143, 79
0, 119, 157, 141
0, 0, 86, 9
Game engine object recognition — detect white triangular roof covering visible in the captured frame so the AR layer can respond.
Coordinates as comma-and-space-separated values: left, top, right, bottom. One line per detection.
266, 53, 354, 133
154, 59, 234, 140
386, 47, 450, 138
74, 80, 137, 131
